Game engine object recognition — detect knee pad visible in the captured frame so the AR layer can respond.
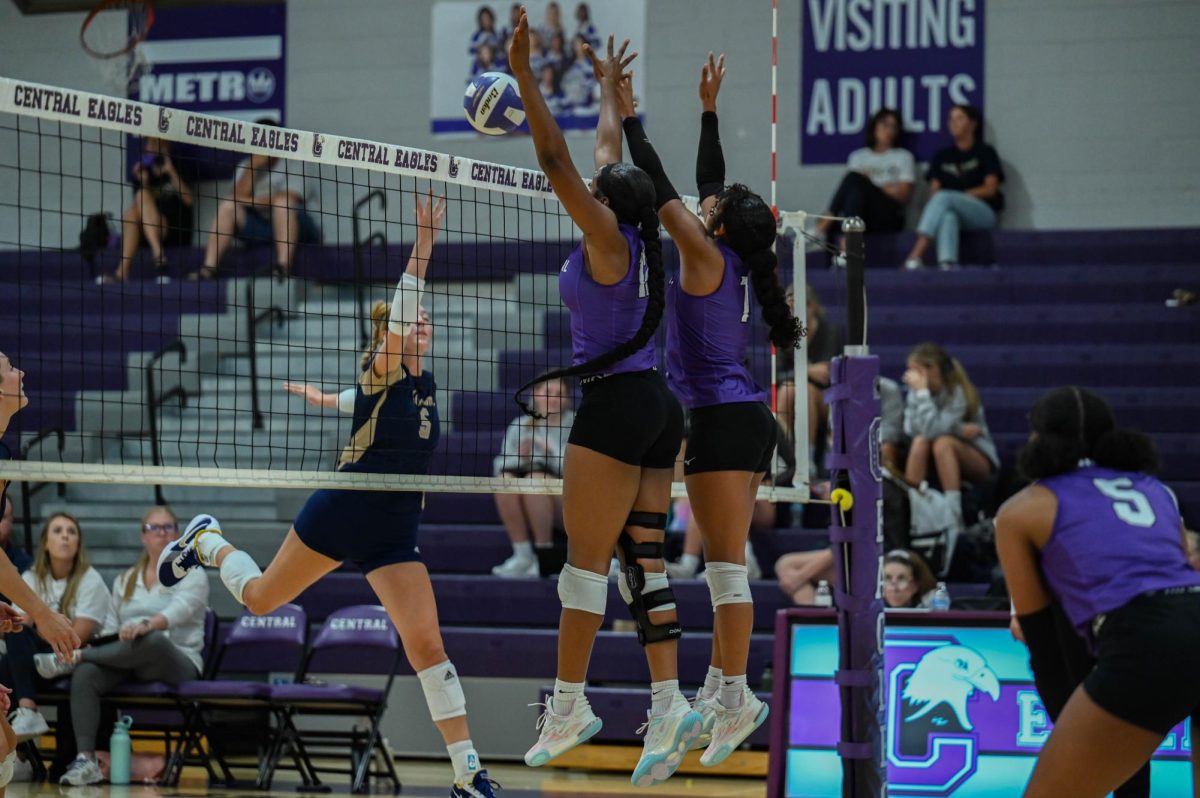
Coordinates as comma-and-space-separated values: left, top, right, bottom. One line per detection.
617, 515, 681, 647
417, 660, 466, 722
705, 562, 752, 608
0, 750, 14, 787
557, 564, 609, 616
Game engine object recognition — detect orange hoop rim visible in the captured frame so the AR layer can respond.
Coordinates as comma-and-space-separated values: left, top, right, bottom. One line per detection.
80, 0, 155, 60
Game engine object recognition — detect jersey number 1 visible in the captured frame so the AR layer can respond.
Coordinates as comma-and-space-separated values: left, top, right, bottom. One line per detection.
740, 276, 750, 323
1093, 477, 1156, 528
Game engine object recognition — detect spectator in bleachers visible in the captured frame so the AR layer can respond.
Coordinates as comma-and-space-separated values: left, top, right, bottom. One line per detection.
0, 496, 31, 575
500, 3, 521, 49
545, 31, 568, 70
2, 512, 113, 742
902, 342, 998, 530
541, 1, 564, 41
903, 104, 1004, 270
492, 377, 574, 578
45, 505, 209, 787
776, 548, 834, 605
878, 376, 907, 474
776, 284, 843, 474
102, 137, 194, 284
539, 63, 567, 116
471, 42, 503, 79
816, 108, 913, 241
193, 120, 319, 281
1185, 529, 1200, 571
882, 548, 936, 609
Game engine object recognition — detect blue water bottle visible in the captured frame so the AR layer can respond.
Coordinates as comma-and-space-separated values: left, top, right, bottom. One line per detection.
110, 715, 133, 785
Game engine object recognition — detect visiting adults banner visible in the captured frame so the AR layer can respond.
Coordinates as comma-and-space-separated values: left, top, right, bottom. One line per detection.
800, 0, 986, 165
430, 0, 646, 136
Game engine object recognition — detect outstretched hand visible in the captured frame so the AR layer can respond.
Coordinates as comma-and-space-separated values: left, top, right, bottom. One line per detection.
616, 74, 637, 119
282, 382, 327, 408
415, 193, 447, 239
507, 7, 531, 75
583, 34, 637, 84
698, 51, 726, 112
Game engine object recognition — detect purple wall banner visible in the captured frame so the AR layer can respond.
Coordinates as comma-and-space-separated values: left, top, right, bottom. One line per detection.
801, 0, 985, 165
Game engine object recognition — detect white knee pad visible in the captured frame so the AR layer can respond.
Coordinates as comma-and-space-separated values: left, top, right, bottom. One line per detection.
642, 571, 676, 612
0, 749, 15, 787
417, 660, 466, 722
705, 562, 752, 608
557, 564, 609, 615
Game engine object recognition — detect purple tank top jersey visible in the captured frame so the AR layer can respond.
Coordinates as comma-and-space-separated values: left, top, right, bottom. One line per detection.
1038, 464, 1200, 638
666, 242, 769, 409
558, 223, 656, 375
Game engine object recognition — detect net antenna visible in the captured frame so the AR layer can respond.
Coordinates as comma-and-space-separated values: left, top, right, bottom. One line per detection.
80, 0, 155, 96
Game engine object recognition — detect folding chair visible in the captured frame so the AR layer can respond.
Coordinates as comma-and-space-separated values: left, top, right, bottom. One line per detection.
168, 604, 309, 788
263, 605, 402, 793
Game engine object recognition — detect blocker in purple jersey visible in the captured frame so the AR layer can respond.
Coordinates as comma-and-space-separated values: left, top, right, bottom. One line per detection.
1038, 464, 1200, 641
558, 223, 655, 376
665, 242, 768, 409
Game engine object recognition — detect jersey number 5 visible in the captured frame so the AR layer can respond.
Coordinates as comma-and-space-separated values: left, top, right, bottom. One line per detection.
418, 408, 432, 440
1093, 477, 1156, 528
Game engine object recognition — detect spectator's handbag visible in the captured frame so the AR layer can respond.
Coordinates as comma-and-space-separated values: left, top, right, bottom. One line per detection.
906, 482, 959, 575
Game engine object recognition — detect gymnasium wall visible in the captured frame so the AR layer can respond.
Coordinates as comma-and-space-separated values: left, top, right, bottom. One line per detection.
1, 0, 1197, 231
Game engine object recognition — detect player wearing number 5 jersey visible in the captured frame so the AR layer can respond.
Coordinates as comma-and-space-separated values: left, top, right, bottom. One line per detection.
997, 386, 1200, 798
156, 195, 500, 798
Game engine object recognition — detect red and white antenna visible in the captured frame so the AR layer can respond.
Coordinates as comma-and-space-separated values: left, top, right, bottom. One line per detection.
770, 0, 779, 219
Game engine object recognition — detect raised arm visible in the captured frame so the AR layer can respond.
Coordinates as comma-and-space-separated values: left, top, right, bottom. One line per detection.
374, 193, 445, 378
508, 8, 622, 247
585, 35, 635, 170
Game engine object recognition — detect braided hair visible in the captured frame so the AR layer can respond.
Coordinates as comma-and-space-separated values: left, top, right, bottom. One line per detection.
1018, 386, 1160, 481
713, 184, 802, 351
515, 163, 664, 415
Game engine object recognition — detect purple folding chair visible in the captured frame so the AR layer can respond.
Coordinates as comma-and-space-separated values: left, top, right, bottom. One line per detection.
167, 604, 309, 788
264, 605, 402, 794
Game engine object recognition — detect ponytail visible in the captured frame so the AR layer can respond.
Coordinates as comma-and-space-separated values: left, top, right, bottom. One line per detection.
945, 357, 980, 421
362, 301, 390, 370
746, 248, 802, 350
515, 207, 664, 416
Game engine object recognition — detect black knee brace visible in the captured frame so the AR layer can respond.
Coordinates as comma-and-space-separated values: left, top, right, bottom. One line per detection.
617, 511, 681, 647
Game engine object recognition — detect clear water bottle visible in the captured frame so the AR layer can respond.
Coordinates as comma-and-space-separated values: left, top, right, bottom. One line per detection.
814, 580, 833, 608
931, 582, 952, 611
109, 715, 133, 785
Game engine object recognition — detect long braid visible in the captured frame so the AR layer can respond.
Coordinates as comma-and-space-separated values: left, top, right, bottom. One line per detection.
515, 166, 664, 416
745, 248, 801, 350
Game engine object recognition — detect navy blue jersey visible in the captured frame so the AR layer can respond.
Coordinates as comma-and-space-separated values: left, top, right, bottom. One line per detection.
337, 358, 439, 476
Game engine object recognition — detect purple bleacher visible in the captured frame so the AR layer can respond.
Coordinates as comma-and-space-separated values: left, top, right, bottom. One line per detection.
422, 493, 500, 524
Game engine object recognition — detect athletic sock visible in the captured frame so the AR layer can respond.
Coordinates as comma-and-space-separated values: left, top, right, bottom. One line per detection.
699, 666, 723, 701
512, 540, 534, 560
446, 739, 480, 785
720, 674, 747, 710
650, 679, 680, 717
552, 679, 585, 716
218, 550, 262, 605
197, 530, 232, 564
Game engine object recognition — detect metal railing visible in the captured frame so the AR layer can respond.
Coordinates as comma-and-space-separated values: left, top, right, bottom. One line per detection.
18, 427, 65, 554
245, 276, 288, 431
352, 190, 388, 348
146, 339, 188, 506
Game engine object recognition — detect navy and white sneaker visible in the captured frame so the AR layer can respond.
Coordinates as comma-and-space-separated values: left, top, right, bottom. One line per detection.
450, 769, 499, 797
157, 513, 223, 587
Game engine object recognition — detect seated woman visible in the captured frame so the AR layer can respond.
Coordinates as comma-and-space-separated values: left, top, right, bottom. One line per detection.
2, 513, 113, 741
775, 284, 843, 475
882, 549, 936, 609
902, 342, 999, 530
903, 104, 1004, 270
104, 137, 194, 284
816, 108, 913, 240
492, 377, 573, 578
40, 505, 208, 787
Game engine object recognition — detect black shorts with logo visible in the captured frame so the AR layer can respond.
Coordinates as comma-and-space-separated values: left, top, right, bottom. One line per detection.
567, 369, 684, 470
684, 401, 777, 476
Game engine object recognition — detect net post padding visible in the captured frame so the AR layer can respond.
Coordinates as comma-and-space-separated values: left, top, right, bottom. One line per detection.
828, 220, 884, 798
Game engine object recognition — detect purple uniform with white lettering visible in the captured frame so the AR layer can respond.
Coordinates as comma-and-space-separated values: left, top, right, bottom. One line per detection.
1038, 464, 1200, 639
666, 242, 768, 408
558, 223, 655, 375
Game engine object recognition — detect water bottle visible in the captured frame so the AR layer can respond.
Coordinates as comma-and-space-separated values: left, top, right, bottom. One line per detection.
931, 582, 952, 612
814, 580, 833, 608
109, 715, 133, 785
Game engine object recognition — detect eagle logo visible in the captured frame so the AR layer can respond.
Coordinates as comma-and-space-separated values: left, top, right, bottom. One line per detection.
887, 643, 1001, 796
448, 156, 460, 179
311, 134, 325, 158
157, 107, 171, 133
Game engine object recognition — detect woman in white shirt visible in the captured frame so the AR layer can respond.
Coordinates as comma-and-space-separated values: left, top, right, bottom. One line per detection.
0, 513, 113, 742
43, 505, 209, 787
491, 377, 574, 578
817, 107, 914, 239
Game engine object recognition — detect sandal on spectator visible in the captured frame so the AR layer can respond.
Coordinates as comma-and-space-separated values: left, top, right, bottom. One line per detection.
188, 264, 218, 281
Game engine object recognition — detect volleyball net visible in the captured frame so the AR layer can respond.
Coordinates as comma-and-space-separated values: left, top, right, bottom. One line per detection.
0, 76, 818, 500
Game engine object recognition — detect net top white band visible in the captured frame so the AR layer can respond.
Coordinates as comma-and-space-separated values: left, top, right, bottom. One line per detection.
0, 75, 559, 200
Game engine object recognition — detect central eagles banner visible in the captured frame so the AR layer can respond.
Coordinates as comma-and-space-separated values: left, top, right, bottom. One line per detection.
801, 0, 986, 165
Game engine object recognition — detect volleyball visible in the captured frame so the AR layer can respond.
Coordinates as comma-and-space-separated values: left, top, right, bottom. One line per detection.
463, 71, 525, 135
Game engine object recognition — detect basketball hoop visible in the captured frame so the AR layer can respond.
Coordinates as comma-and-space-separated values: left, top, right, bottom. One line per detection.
80, 0, 156, 96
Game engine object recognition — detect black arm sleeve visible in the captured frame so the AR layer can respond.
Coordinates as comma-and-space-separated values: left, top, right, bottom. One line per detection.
696, 111, 726, 201
621, 117, 680, 210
